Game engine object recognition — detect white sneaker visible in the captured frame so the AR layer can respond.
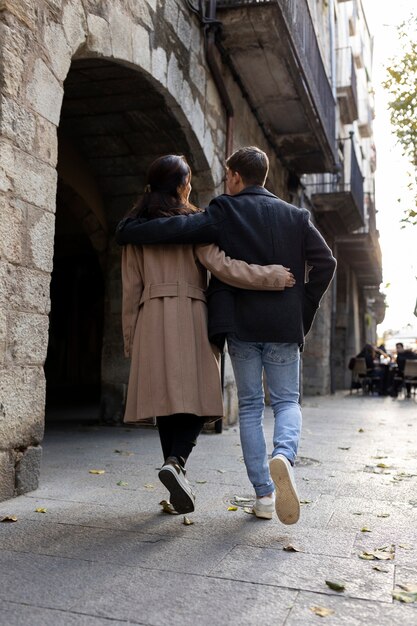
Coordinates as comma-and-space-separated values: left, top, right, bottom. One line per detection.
269, 454, 300, 525
253, 494, 275, 520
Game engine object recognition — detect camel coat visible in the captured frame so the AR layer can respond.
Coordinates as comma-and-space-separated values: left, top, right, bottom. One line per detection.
121, 243, 288, 423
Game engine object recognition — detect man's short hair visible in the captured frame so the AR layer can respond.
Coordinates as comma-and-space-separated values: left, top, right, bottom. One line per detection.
396, 342, 404, 349
226, 146, 269, 186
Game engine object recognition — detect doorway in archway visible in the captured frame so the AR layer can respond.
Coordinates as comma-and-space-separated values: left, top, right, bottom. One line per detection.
44, 180, 105, 425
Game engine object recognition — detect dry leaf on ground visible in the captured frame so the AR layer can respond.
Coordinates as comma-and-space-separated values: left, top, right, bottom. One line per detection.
325, 580, 346, 592
34, 508, 47, 513
1, 515, 17, 522
243, 507, 254, 515
183, 516, 194, 525
361, 527, 372, 533
227, 506, 238, 511
89, 469, 105, 475
283, 544, 302, 552
116, 481, 128, 487
144, 483, 155, 490
159, 500, 178, 515
310, 606, 335, 617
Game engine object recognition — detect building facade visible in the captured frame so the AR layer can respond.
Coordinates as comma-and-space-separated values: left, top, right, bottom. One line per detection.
0, 0, 383, 500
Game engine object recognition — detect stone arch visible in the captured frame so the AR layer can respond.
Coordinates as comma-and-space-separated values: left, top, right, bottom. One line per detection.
0, 0, 225, 498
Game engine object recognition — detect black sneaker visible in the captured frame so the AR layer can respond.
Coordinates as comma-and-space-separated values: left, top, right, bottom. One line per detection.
158, 457, 195, 514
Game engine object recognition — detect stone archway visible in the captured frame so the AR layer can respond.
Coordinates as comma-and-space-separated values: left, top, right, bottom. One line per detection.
0, 0, 222, 500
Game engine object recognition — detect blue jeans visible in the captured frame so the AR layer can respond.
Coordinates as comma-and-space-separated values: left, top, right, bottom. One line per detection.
227, 336, 302, 497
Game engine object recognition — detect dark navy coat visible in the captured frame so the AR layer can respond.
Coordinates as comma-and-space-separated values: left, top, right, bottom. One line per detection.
116, 186, 337, 349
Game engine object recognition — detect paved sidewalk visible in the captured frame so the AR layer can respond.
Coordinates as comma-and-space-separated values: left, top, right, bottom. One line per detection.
0, 393, 416, 625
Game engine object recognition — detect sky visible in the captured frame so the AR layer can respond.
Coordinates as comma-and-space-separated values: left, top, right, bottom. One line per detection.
361, 0, 417, 336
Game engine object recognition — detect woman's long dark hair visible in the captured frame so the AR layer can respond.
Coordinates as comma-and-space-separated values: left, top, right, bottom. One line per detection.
130, 155, 201, 219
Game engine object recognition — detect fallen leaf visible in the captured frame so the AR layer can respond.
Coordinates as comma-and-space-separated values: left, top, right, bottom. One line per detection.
392, 589, 417, 603
217, 469, 226, 474
34, 508, 47, 513
359, 552, 375, 560
227, 506, 238, 511
373, 566, 389, 572
398, 544, 412, 550
376, 463, 391, 469
372, 455, 388, 459
183, 516, 194, 525
398, 583, 417, 593
325, 580, 346, 592
300, 500, 312, 505
243, 507, 254, 515
89, 469, 105, 475
159, 500, 178, 515
361, 527, 372, 533
376, 513, 390, 518
283, 544, 302, 552
310, 606, 335, 617
1, 515, 17, 523
338, 447, 350, 450
358, 428, 365, 433
195, 480, 207, 484
114, 449, 133, 456
302, 477, 310, 482
116, 481, 128, 487
353, 512, 363, 516
233, 495, 252, 503
144, 483, 155, 490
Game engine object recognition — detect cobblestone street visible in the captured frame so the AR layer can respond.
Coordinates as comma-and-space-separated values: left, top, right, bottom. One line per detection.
1, 392, 416, 625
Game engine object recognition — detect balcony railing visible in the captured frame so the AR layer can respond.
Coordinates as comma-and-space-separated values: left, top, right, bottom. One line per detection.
308, 136, 364, 232
215, 0, 337, 171
336, 47, 358, 124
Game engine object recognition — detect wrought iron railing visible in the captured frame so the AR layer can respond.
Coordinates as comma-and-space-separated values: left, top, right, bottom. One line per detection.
306, 136, 364, 223
215, 0, 337, 162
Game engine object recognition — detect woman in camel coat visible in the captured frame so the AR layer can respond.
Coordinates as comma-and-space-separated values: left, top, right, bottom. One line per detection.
120, 155, 294, 513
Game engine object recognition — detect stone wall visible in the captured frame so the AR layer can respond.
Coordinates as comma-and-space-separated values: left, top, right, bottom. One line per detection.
0, 0, 292, 500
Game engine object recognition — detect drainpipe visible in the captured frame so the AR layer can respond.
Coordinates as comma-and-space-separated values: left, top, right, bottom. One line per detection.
329, 0, 337, 394
202, 0, 235, 180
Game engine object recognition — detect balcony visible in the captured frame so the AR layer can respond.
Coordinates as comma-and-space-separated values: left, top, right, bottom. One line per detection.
309, 137, 364, 233
358, 98, 373, 138
336, 193, 382, 288
336, 47, 358, 125
215, 0, 337, 173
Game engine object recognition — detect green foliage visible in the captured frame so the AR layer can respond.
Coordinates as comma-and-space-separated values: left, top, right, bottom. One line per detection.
384, 14, 417, 226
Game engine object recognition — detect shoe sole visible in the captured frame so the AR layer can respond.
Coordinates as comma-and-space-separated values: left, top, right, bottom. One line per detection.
158, 466, 195, 514
270, 456, 300, 525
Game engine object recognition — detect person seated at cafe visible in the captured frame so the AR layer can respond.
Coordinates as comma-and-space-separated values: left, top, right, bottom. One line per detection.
355, 343, 385, 395
392, 342, 417, 398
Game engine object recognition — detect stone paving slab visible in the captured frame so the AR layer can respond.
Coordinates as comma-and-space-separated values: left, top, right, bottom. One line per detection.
1, 393, 417, 624
0, 550, 297, 626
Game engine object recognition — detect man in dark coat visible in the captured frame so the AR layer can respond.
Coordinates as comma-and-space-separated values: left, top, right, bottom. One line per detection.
116, 146, 336, 525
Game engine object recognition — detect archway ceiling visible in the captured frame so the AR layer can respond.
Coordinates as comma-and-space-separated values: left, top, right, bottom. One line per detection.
60, 59, 194, 213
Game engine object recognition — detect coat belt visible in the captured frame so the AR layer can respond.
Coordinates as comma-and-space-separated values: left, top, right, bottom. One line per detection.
139, 283, 206, 306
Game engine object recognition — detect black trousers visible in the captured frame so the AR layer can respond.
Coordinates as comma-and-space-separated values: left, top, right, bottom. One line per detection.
156, 413, 205, 467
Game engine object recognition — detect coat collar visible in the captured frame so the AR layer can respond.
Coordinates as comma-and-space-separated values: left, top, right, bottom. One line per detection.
232, 185, 278, 199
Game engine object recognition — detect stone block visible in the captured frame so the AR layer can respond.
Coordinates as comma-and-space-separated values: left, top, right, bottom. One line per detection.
189, 60, 206, 98
132, 23, 151, 73
0, 365, 45, 449
9, 146, 57, 213
167, 52, 183, 103
164, 0, 179, 30
0, 23, 26, 98
0, 261, 50, 315
177, 9, 192, 51
0, 193, 24, 264
8, 312, 49, 365
27, 205, 56, 272
108, 5, 133, 62
34, 115, 58, 167
151, 46, 167, 86
62, 0, 87, 54
0, 450, 14, 502
26, 58, 64, 126
86, 14, 112, 57
0, 95, 36, 152
0, 139, 14, 193
43, 21, 72, 81
15, 445, 42, 495
190, 96, 205, 143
